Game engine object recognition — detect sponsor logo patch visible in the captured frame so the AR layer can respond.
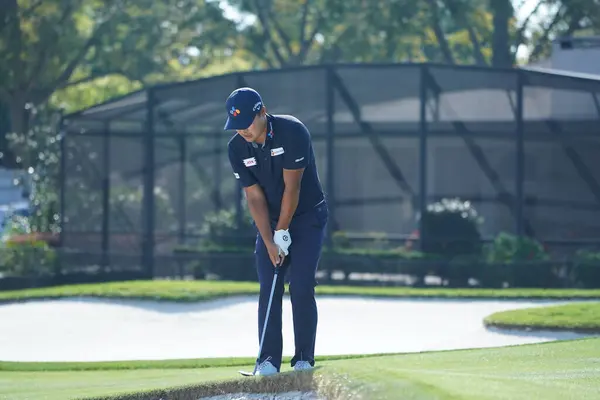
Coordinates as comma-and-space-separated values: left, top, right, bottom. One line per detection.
271, 147, 285, 157
234, 172, 240, 179
243, 157, 257, 167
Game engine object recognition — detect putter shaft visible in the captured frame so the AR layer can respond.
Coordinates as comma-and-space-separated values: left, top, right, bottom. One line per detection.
253, 267, 279, 375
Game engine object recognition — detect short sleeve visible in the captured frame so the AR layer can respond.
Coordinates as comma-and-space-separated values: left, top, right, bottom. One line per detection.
283, 122, 311, 170
228, 144, 257, 187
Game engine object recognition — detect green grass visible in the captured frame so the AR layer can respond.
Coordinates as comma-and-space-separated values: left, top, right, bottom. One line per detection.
484, 301, 600, 333
2, 279, 600, 304
0, 354, 375, 372
3, 280, 600, 398
1, 338, 599, 400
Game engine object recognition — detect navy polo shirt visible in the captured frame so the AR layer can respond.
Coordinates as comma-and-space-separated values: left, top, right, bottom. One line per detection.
227, 114, 325, 220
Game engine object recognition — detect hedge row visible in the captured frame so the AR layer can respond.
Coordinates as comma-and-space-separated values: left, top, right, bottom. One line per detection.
172, 245, 600, 289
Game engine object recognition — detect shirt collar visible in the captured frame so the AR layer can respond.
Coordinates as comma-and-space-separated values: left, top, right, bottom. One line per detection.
261, 115, 274, 148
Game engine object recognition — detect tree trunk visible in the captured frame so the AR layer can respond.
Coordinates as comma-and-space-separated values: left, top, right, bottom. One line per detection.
0, 101, 22, 168
427, 0, 456, 64
490, 0, 512, 67
8, 93, 29, 137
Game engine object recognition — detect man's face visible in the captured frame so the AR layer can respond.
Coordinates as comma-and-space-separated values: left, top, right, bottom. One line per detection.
236, 109, 267, 142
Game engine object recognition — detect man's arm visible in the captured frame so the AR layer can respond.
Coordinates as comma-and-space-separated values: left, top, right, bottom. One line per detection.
245, 184, 275, 247
276, 121, 311, 230
275, 168, 304, 231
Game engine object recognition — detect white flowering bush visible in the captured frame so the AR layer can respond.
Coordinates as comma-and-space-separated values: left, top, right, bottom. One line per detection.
419, 197, 483, 259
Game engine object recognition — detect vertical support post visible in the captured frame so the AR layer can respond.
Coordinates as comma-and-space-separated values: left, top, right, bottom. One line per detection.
178, 135, 186, 244
235, 74, 245, 228
325, 66, 336, 248
418, 65, 428, 250
214, 130, 222, 211
235, 168, 244, 229
515, 70, 525, 237
58, 117, 66, 249
101, 122, 111, 270
592, 93, 600, 117
142, 89, 156, 278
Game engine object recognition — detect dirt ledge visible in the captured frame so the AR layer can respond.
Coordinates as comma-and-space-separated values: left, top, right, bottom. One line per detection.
80, 368, 362, 400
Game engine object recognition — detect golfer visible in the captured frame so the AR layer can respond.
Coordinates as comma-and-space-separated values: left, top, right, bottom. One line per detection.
224, 87, 328, 375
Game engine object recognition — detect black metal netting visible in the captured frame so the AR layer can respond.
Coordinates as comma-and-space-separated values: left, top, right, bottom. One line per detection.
61, 63, 600, 260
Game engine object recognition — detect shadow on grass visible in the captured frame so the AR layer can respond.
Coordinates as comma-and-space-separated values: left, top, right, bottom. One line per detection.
484, 324, 600, 336
77, 368, 362, 400
1, 295, 258, 314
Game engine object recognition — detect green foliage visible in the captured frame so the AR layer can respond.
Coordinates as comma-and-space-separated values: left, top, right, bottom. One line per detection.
0, 235, 56, 278
486, 232, 548, 263
420, 198, 483, 260
0, 214, 56, 277
572, 249, 600, 289
331, 231, 352, 249
199, 205, 255, 248
6, 103, 60, 233
229, 0, 509, 66
0, 0, 237, 136
49, 76, 143, 115
1, 214, 31, 239
484, 232, 562, 288
332, 231, 391, 250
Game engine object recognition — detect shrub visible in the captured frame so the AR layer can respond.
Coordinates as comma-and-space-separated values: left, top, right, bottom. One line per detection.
420, 198, 483, 259
199, 205, 256, 248
484, 232, 561, 288
0, 240, 56, 277
417, 199, 484, 287
0, 215, 57, 277
486, 232, 548, 263
187, 205, 257, 281
332, 231, 352, 249
572, 250, 600, 288
332, 231, 390, 250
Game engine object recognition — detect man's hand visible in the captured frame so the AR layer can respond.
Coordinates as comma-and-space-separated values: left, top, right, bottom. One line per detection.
273, 229, 292, 255
265, 240, 285, 267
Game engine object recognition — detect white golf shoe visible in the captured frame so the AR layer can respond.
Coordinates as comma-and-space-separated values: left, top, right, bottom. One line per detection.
255, 359, 278, 376
293, 361, 313, 372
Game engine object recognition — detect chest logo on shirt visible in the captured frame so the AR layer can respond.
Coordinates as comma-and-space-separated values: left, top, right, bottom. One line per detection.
271, 147, 285, 157
243, 157, 257, 167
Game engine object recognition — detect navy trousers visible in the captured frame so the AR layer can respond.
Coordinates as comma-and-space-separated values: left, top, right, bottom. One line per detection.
255, 201, 328, 371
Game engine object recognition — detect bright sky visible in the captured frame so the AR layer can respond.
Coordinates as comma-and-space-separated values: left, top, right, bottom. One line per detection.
217, 0, 554, 61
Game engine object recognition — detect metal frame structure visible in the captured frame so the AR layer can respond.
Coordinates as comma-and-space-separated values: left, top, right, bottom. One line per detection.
59, 62, 600, 277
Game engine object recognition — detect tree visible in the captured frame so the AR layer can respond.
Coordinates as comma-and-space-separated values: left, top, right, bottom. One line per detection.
229, 0, 343, 67
230, 0, 470, 66
0, 0, 236, 137
317, 0, 429, 63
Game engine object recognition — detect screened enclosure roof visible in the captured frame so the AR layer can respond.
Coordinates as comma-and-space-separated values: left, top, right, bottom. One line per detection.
62, 62, 600, 137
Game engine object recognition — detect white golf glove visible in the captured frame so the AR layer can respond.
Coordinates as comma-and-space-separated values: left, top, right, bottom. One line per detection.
273, 229, 292, 256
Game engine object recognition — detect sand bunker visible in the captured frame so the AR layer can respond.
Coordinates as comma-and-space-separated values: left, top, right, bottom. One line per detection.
0, 295, 596, 362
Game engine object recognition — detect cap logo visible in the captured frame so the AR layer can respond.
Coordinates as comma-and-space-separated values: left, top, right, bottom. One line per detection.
252, 101, 262, 112
230, 106, 240, 116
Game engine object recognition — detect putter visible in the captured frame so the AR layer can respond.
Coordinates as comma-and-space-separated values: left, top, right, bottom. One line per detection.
239, 252, 283, 377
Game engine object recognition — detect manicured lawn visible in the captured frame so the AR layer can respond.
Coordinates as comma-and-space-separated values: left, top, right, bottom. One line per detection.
484, 301, 600, 333
1, 338, 598, 400
3, 280, 600, 398
2, 279, 600, 304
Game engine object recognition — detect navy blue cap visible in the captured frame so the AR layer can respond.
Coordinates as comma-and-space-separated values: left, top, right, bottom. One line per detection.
224, 87, 264, 130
